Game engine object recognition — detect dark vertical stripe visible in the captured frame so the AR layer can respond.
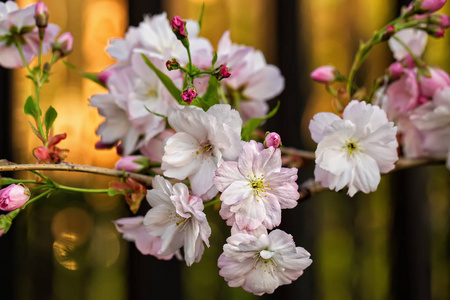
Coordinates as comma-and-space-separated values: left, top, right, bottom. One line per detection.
127, 1, 182, 299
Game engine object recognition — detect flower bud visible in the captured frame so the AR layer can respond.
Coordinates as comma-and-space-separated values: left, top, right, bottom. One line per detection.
388, 62, 404, 79
98, 69, 114, 86
310, 65, 337, 84
115, 155, 149, 172
214, 64, 231, 80
35, 2, 49, 28
109, 178, 146, 214
52, 32, 74, 58
413, 0, 447, 13
181, 88, 197, 104
171, 16, 187, 39
0, 184, 30, 212
166, 59, 180, 71
264, 132, 282, 148
382, 25, 396, 40
437, 14, 450, 28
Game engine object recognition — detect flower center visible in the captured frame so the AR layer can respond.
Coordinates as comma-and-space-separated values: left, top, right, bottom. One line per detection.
168, 210, 189, 232
342, 138, 363, 156
247, 174, 273, 201
252, 250, 278, 274
196, 140, 214, 156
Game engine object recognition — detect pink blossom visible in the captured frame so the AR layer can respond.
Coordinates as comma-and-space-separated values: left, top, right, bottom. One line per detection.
140, 129, 175, 162
114, 216, 175, 260
309, 100, 398, 196
418, 68, 450, 98
310, 65, 337, 84
388, 29, 428, 61
410, 86, 450, 164
0, 1, 60, 68
144, 176, 211, 266
214, 141, 299, 231
264, 132, 281, 148
115, 155, 147, 172
218, 228, 312, 295
0, 184, 30, 211
385, 68, 420, 117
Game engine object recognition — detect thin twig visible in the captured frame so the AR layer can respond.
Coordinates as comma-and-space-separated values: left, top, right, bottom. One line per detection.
0, 163, 154, 186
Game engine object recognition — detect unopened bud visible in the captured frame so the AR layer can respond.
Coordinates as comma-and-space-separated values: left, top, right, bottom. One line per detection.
166, 59, 180, 71
214, 64, 231, 81
0, 184, 30, 212
382, 25, 396, 40
52, 32, 73, 58
426, 25, 445, 37
310, 65, 337, 84
98, 69, 114, 86
181, 88, 197, 104
35, 2, 49, 28
115, 155, 150, 172
171, 16, 187, 39
264, 132, 282, 148
435, 14, 450, 28
388, 62, 404, 79
413, 0, 447, 14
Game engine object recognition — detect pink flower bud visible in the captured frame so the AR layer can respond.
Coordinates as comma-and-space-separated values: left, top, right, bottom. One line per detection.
414, 0, 447, 13
265, 132, 282, 148
171, 16, 187, 39
388, 62, 404, 79
0, 184, 30, 212
310, 65, 337, 84
53, 32, 73, 58
165, 59, 180, 71
35, 1, 49, 28
382, 25, 396, 40
115, 155, 147, 172
403, 54, 416, 68
438, 14, 450, 28
98, 69, 114, 86
181, 88, 197, 104
419, 68, 450, 98
219, 65, 231, 79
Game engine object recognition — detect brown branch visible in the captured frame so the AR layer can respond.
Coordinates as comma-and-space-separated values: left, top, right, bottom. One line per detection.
280, 147, 316, 161
0, 163, 154, 186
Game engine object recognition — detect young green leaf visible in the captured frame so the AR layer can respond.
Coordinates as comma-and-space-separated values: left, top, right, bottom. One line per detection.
44, 106, 57, 137
198, 3, 205, 31
63, 61, 105, 87
141, 54, 183, 104
24, 96, 38, 119
212, 51, 218, 67
241, 101, 280, 141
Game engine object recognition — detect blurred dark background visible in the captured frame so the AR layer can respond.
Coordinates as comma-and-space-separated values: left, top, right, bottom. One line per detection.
0, 0, 449, 299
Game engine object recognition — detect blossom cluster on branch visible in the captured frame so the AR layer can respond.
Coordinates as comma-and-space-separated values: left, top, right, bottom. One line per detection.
0, 0, 449, 296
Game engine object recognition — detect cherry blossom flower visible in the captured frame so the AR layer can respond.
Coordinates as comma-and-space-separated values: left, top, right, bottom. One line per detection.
218, 228, 312, 295
214, 140, 299, 231
309, 100, 398, 196
161, 104, 242, 199
143, 175, 211, 266
310, 65, 337, 84
216, 31, 284, 121
0, 1, 59, 68
388, 29, 428, 62
114, 216, 175, 260
410, 86, 450, 167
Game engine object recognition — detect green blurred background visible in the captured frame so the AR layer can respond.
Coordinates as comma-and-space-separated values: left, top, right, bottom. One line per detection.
0, 0, 449, 299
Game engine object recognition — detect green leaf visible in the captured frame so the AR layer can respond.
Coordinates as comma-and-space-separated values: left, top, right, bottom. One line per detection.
44, 106, 57, 137
107, 188, 121, 197
198, 3, 205, 30
24, 96, 38, 119
241, 101, 280, 141
141, 54, 183, 104
63, 61, 105, 87
202, 76, 220, 107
